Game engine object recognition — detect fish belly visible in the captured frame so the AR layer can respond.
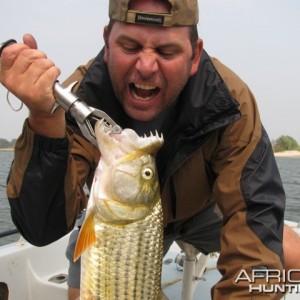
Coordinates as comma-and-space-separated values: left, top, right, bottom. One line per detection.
80, 201, 164, 300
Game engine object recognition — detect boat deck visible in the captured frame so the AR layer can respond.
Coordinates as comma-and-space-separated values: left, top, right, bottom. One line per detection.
1, 231, 299, 299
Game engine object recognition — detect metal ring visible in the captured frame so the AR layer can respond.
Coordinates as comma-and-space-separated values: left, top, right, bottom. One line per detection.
6, 90, 23, 112
0, 39, 17, 57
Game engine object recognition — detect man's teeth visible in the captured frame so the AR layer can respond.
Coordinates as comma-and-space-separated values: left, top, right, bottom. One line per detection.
131, 83, 158, 100
135, 83, 156, 90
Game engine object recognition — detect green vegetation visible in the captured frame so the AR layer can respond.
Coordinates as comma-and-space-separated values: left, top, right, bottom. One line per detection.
272, 135, 300, 153
0, 138, 16, 149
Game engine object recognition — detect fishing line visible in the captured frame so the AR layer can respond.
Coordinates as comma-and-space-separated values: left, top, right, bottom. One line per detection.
6, 91, 23, 112
0, 39, 23, 112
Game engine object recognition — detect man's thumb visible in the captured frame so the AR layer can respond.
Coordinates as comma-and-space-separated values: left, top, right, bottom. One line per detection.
23, 33, 38, 49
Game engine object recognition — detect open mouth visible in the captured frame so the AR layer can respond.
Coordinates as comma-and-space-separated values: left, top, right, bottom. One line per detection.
129, 83, 160, 100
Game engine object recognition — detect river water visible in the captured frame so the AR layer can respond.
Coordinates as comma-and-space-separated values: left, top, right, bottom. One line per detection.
0, 151, 299, 246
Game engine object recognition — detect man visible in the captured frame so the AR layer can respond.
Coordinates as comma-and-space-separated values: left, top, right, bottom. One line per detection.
0, 0, 298, 299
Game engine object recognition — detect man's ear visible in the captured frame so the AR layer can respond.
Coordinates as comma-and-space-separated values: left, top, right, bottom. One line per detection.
103, 26, 109, 63
190, 39, 203, 77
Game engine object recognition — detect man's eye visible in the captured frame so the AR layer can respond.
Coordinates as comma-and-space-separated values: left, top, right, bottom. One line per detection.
157, 49, 176, 58
122, 45, 140, 53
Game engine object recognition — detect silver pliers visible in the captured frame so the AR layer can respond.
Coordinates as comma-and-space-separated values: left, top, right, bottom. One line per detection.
0, 39, 122, 146
53, 82, 122, 146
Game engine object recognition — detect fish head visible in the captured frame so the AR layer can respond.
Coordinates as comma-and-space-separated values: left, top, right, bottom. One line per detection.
91, 119, 164, 224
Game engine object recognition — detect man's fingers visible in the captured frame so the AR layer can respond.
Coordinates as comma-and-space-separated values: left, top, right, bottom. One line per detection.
16, 48, 48, 73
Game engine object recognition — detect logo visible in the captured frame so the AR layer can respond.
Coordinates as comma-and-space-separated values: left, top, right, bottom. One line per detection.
235, 267, 300, 293
135, 13, 164, 25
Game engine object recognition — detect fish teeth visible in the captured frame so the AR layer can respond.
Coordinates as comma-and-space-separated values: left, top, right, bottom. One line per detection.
141, 131, 163, 140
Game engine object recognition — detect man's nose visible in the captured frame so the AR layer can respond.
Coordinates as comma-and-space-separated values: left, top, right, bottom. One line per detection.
135, 51, 158, 78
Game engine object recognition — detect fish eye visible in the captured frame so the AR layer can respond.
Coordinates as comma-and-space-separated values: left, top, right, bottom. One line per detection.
142, 167, 154, 180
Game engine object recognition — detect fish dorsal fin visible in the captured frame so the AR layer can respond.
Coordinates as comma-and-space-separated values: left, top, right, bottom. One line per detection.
73, 211, 96, 262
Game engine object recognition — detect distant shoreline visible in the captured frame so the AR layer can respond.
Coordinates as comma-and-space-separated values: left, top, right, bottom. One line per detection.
274, 150, 300, 157
0, 149, 14, 152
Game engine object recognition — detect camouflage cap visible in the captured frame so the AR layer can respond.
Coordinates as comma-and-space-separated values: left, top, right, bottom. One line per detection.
109, 0, 199, 27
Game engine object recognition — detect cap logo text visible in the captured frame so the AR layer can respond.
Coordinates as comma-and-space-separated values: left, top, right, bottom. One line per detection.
135, 13, 164, 25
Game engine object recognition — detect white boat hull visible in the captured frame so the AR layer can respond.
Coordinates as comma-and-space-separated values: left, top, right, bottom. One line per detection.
0, 235, 69, 300
1, 221, 299, 299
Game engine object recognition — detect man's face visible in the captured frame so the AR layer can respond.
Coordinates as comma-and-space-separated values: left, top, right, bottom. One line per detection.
103, 10, 202, 121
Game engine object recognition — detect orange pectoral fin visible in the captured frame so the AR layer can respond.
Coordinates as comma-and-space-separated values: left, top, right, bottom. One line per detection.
73, 211, 96, 262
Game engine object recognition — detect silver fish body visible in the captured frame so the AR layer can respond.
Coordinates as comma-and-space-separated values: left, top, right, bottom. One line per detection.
74, 120, 164, 300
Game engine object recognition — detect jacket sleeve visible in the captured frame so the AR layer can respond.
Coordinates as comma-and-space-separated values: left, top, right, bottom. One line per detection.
6, 58, 98, 246
7, 121, 99, 246
211, 60, 285, 299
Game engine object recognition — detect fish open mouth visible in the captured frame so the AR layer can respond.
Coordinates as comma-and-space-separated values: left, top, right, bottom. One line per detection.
129, 83, 160, 100
95, 119, 164, 158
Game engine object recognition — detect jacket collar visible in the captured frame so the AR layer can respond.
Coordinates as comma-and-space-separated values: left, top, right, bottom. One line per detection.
74, 49, 240, 138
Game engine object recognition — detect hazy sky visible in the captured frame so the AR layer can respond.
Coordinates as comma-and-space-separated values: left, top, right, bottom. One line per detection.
1, 0, 299, 143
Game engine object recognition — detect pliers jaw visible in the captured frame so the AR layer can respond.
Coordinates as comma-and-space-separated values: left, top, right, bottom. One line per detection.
53, 82, 122, 146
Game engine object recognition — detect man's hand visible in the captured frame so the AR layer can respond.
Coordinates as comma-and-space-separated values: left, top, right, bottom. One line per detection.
0, 34, 66, 137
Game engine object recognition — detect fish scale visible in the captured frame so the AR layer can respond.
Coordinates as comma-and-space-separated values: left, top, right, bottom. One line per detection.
80, 201, 163, 300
